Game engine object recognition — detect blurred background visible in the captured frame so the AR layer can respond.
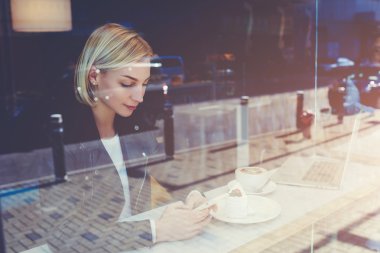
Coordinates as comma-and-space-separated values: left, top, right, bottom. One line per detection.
1, 0, 380, 153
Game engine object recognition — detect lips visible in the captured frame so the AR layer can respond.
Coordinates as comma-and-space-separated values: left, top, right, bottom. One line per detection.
125, 105, 137, 111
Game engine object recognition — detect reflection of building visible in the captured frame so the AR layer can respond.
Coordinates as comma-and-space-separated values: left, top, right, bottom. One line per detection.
209, 1, 316, 76
319, 0, 380, 60
213, 0, 380, 72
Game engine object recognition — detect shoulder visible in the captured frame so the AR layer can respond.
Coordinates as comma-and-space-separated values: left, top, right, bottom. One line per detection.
62, 102, 99, 144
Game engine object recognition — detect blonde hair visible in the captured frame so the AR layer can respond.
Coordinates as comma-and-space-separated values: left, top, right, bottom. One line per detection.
74, 23, 153, 105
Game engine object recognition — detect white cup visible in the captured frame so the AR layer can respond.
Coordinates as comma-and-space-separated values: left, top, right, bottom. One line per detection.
235, 167, 275, 193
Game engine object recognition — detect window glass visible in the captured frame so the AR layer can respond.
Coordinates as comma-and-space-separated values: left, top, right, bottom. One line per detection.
1, 1, 380, 252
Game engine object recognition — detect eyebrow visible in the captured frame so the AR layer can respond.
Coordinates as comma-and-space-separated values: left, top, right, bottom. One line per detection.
121, 75, 151, 82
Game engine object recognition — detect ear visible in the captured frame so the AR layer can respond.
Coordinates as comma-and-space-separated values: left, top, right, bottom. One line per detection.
88, 66, 100, 85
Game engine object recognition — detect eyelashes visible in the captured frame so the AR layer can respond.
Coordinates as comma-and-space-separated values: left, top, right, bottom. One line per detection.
120, 83, 148, 88
121, 83, 133, 88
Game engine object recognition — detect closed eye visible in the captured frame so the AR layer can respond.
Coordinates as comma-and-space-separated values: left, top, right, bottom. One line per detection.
121, 82, 135, 88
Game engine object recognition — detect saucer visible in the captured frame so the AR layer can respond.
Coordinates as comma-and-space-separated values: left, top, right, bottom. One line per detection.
210, 195, 281, 224
227, 180, 277, 195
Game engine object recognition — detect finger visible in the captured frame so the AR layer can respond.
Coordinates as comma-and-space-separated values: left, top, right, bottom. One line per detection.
165, 201, 188, 216
184, 200, 195, 209
186, 192, 202, 208
170, 201, 188, 209
186, 224, 206, 238
192, 197, 207, 209
192, 209, 210, 224
209, 204, 218, 212
189, 216, 212, 237
186, 190, 202, 199
197, 197, 208, 205
198, 215, 212, 227
189, 209, 209, 223
197, 208, 211, 218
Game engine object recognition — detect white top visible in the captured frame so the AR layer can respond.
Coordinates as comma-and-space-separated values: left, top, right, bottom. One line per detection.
101, 135, 157, 242
101, 134, 131, 218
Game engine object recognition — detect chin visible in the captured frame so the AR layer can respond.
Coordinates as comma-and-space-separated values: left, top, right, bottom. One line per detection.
117, 110, 134, 118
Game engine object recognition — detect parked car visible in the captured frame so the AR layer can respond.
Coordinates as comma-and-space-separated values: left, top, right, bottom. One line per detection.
318, 57, 355, 78
205, 53, 237, 81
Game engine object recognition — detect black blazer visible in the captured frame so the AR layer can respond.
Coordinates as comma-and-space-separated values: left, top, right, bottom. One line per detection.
62, 102, 158, 215
55, 138, 156, 252
55, 103, 161, 251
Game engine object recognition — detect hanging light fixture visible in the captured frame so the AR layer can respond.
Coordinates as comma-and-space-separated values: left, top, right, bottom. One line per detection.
10, 0, 72, 32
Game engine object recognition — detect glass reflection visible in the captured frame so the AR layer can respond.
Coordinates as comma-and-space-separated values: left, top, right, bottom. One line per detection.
2, 1, 380, 253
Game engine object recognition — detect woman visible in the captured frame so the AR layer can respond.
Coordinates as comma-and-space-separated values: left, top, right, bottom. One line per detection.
72, 23, 212, 249
3, 23, 211, 253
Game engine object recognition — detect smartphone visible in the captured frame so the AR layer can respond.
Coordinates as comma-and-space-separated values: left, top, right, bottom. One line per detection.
194, 193, 228, 211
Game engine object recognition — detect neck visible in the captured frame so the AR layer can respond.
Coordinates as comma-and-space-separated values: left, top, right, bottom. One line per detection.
91, 102, 116, 139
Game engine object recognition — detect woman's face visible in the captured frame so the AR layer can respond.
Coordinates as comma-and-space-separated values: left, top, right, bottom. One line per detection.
94, 63, 150, 117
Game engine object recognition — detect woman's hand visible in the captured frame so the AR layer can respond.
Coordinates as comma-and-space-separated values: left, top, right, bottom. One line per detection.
155, 201, 211, 243
186, 190, 218, 212
185, 190, 207, 209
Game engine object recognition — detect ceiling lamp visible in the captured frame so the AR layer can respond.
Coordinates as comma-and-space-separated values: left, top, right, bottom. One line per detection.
11, 0, 72, 32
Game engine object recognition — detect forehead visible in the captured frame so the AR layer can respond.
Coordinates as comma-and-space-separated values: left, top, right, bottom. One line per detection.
107, 63, 151, 79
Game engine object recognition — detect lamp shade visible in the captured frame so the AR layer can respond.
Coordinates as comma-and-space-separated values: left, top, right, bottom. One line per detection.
11, 0, 72, 32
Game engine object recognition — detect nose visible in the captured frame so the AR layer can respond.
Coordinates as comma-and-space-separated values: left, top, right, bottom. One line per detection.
131, 85, 145, 103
